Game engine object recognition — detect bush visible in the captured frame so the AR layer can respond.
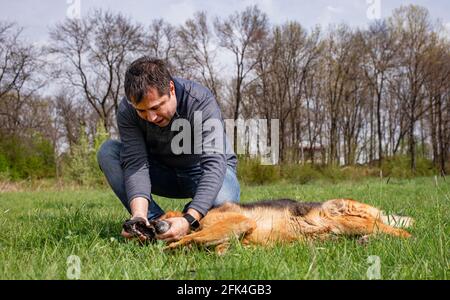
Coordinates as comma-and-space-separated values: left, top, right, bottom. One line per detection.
238, 157, 385, 185
281, 164, 322, 184
317, 165, 349, 183
237, 156, 281, 185
65, 124, 109, 187
0, 152, 9, 179
0, 133, 56, 180
381, 155, 437, 178
340, 165, 382, 181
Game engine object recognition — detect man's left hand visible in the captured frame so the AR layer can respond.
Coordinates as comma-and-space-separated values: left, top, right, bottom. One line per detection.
156, 217, 190, 242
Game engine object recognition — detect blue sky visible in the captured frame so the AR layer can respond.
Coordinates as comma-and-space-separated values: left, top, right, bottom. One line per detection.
1, 0, 449, 44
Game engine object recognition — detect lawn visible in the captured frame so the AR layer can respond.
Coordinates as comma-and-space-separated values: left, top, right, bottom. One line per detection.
0, 177, 448, 280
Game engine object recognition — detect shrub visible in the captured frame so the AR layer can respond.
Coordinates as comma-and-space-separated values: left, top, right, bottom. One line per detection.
281, 164, 322, 184
0, 133, 56, 180
65, 124, 109, 187
315, 165, 348, 183
237, 156, 281, 185
0, 152, 9, 179
381, 155, 437, 178
340, 165, 382, 181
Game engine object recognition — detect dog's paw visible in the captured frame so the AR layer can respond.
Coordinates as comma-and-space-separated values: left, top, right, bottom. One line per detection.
357, 235, 371, 246
150, 220, 171, 235
122, 217, 156, 241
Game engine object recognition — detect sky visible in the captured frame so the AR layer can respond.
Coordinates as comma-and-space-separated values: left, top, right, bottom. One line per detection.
2, 0, 448, 98
1, 0, 449, 45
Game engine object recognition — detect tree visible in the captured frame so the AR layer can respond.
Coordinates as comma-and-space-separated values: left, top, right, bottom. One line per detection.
360, 21, 398, 166
0, 22, 45, 137
215, 5, 269, 150
48, 10, 145, 133
423, 34, 450, 175
177, 12, 222, 103
388, 5, 434, 172
322, 25, 359, 165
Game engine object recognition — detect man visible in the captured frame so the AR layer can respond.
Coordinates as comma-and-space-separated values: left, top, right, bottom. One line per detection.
97, 57, 239, 243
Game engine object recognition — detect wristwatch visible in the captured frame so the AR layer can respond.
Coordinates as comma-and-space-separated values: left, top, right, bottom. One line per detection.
183, 213, 200, 231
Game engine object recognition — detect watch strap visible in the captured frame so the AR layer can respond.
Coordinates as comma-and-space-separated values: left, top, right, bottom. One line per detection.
183, 213, 200, 230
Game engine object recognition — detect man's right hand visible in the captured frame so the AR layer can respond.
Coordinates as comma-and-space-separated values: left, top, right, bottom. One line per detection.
122, 197, 151, 241
121, 215, 151, 242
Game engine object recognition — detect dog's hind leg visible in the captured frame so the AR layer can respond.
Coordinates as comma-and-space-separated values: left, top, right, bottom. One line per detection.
166, 213, 256, 250
379, 214, 415, 228
322, 199, 413, 237
332, 215, 411, 238
340, 199, 414, 228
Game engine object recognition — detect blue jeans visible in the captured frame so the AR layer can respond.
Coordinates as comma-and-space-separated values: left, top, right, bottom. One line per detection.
97, 139, 240, 220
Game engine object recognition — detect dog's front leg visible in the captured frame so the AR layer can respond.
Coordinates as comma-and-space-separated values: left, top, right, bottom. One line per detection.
165, 213, 256, 251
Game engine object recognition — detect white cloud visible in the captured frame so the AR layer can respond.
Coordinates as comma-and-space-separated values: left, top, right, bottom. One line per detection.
317, 5, 344, 27
326, 5, 344, 14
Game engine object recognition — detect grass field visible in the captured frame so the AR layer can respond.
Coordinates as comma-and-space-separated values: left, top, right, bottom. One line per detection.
0, 177, 448, 280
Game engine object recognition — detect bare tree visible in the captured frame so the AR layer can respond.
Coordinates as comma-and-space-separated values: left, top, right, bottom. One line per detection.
423, 34, 450, 175
145, 19, 180, 72
249, 22, 322, 162
303, 64, 327, 165
388, 5, 434, 171
322, 25, 359, 165
48, 10, 145, 133
177, 12, 222, 102
0, 22, 46, 137
214, 6, 269, 124
360, 21, 398, 166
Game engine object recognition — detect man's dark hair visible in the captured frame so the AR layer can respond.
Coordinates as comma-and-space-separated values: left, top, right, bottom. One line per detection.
124, 57, 172, 104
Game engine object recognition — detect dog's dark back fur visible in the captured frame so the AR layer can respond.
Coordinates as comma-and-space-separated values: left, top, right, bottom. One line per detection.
239, 199, 323, 217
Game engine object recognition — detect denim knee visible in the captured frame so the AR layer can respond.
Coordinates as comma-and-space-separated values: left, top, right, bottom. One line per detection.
97, 139, 122, 170
213, 167, 240, 207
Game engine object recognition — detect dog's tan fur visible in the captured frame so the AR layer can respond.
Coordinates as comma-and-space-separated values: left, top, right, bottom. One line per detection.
160, 199, 413, 253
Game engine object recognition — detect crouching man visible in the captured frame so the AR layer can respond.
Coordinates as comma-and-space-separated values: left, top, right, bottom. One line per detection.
97, 57, 239, 243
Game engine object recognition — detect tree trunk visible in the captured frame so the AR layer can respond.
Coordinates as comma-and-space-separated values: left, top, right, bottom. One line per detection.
436, 95, 446, 175
376, 91, 383, 167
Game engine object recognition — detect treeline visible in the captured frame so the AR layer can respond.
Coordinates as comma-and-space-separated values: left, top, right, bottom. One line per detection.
0, 4, 449, 182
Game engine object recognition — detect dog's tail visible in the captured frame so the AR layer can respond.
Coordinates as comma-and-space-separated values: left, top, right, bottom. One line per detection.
380, 213, 415, 228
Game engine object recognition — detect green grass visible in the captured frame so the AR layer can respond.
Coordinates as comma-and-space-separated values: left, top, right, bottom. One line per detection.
0, 177, 448, 279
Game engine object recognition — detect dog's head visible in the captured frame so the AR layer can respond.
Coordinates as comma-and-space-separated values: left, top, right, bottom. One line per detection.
122, 217, 170, 241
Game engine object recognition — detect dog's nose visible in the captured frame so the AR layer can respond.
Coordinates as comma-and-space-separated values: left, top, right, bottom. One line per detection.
153, 220, 171, 234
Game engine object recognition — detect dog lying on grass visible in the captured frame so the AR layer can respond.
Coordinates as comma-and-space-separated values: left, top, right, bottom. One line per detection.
123, 198, 414, 254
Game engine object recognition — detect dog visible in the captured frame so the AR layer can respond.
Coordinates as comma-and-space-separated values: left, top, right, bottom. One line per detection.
123, 198, 414, 254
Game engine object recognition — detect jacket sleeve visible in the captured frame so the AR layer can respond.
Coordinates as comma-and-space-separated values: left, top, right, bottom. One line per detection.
187, 92, 228, 216
117, 99, 152, 204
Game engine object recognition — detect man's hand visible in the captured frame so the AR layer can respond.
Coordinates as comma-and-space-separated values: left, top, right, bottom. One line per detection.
122, 197, 150, 242
156, 217, 190, 242
121, 215, 151, 242
157, 208, 202, 242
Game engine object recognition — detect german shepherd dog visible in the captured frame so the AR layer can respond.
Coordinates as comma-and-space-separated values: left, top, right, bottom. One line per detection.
123, 198, 414, 254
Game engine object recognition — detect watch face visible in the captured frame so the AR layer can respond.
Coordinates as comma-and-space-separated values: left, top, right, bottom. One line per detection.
184, 214, 200, 230
191, 219, 200, 229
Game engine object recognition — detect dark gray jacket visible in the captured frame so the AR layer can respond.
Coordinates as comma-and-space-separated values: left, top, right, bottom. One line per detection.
117, 78, 237, 216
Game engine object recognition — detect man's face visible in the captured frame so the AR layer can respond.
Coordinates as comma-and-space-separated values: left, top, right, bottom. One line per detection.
131, 81, 177, 127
